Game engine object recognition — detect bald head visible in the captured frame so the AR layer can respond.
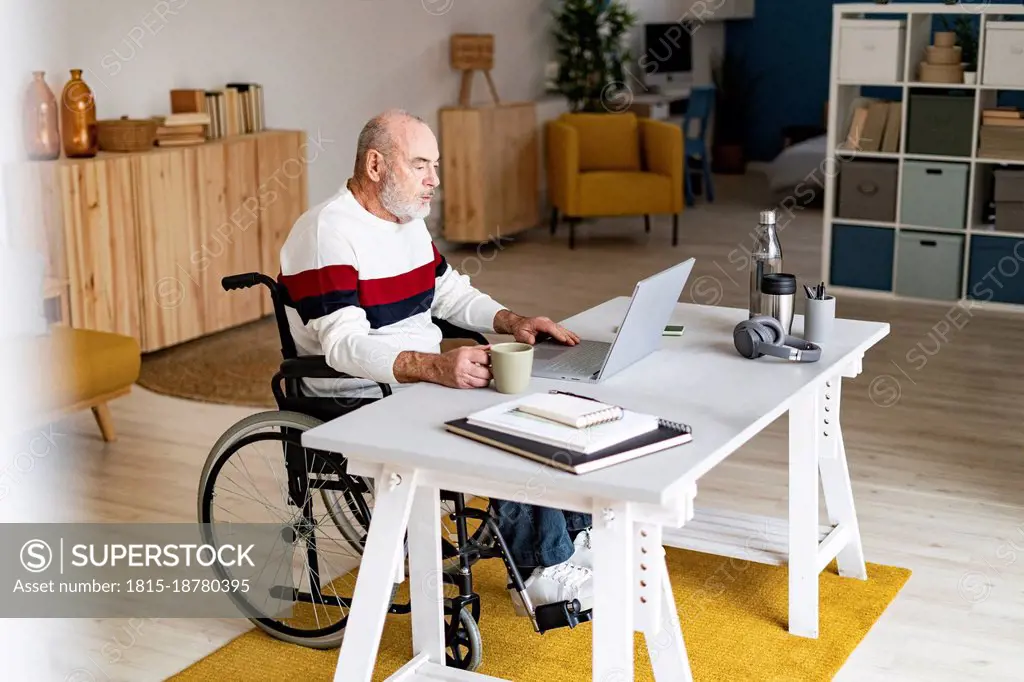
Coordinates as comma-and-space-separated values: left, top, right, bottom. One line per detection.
354, 109, 426, 178
351, 109, 440, 222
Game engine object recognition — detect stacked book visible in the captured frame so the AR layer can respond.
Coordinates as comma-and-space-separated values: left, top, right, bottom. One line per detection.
170, 84, 266, 140
979, 107, 1024, 160
444, 392, 692, 475
155, 113, 210, 147
842, 99, 902, 154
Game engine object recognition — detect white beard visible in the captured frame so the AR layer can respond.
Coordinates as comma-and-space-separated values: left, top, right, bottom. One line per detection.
381, 169, 431, 221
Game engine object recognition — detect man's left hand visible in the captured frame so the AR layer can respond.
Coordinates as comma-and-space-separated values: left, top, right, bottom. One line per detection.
496, 311, 580, 346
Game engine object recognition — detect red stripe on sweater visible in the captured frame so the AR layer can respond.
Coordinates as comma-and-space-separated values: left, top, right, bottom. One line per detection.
359, 259, 436, 307
279, 264, 358, 301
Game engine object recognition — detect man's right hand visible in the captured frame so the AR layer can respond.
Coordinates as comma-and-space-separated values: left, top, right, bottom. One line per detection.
393, 345, 492, 389
432, 345, 492, 388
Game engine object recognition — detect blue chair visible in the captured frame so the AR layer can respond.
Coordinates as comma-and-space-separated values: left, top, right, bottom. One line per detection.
683, 85, 716, 207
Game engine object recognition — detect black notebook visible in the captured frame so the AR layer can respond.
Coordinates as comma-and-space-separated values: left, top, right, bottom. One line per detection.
444, 417, 693, 475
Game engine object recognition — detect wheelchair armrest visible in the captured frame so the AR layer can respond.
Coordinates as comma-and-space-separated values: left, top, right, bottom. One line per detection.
279, 356, 392, 397
433, 317, 489, 346
280, 356, 346, 379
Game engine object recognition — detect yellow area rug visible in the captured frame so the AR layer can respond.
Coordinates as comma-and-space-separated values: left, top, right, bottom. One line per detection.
169, 547, 910, 681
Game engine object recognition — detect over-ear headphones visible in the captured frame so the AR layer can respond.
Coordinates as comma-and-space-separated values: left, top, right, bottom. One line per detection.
733, 315, 822, 363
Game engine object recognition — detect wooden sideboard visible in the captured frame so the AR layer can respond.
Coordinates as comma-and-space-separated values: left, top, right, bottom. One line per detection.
439, 102, 539, 244
5, 130, 308, 352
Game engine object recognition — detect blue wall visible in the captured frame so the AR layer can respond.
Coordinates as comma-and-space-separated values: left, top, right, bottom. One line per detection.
726, 0, 1023, 162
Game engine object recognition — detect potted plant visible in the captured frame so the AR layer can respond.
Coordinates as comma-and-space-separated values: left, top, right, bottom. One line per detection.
710, 49, 762, 174
551, 0, 638, 113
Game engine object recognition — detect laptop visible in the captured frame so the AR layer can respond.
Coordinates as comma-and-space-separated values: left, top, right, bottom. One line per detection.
531, 258, 695, 383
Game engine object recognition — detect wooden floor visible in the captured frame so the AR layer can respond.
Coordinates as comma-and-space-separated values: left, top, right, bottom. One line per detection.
6, 174, 1023, 681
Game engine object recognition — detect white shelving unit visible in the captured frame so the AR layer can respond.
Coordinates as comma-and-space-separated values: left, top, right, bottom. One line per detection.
822, 3, 1024, 310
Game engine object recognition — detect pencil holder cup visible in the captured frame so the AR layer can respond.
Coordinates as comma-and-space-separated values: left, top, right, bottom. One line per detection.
803, 295, 836, 345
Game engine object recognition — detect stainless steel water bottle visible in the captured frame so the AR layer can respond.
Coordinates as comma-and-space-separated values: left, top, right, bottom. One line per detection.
749, 209, 783, 318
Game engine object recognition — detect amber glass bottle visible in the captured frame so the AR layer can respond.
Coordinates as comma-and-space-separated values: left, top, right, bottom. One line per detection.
61, 68, 98, 158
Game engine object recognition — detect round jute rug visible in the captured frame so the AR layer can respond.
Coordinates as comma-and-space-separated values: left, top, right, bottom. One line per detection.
137, 316, 281, 408
137, 316, 489, 408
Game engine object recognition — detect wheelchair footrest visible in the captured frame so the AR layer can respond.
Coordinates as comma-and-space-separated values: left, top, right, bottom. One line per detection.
534, 599, 592, 633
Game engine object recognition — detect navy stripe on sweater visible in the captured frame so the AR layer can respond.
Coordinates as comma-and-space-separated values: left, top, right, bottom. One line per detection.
363, 289, 435, 329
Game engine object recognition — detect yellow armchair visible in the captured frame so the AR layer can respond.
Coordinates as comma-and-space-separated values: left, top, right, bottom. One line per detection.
546, 112, 684, 249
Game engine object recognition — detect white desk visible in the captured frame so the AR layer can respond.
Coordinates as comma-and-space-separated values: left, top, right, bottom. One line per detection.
303, 300, 889, 682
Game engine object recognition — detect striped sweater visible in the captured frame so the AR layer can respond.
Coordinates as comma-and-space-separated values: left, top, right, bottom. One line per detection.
278, 186, 504, 396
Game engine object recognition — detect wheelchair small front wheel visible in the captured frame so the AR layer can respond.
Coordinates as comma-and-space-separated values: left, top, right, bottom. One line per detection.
445, 598, 483, 671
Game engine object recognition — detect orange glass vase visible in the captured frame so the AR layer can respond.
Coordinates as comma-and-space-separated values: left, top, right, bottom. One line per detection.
23, 71, 60, 160
61, 69, 98, 158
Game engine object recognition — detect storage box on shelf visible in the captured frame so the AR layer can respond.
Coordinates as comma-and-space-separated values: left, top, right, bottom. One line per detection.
994, 169, 1024, 233
895, 231, 964, 300
900, 161, 969, 230
830, 224, 895, 292
838, 18, 906, 83
905, 92, 974, 157
982, 21, 1024, 88
837, 161, 898, 223
823, 3, 1024, 310
969, 236, 1024, 304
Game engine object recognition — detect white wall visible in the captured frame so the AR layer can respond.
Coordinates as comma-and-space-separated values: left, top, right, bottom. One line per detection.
53, 0, 555, 205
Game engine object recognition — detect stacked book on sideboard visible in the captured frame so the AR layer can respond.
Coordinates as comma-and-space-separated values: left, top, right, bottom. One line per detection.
154, 113, 210, 147
170, 84, 266, 140
444, 391, 693, 475
980, 107, 1024, 161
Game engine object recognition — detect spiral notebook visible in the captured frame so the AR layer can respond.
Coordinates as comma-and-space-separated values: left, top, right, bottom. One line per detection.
445, 414, 693, 475
513, 392, 624, 428
466, 394, 660, 455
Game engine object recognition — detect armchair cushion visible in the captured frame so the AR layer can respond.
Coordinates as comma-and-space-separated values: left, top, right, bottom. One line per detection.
576, 171, 676, 217
559, 112, 642, 172
36, 327, 140, 411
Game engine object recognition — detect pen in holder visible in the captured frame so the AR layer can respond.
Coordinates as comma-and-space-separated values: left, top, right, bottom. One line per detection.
803, 294, 835, 344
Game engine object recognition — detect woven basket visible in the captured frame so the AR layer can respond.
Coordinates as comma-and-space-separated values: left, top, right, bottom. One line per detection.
97, 116, 157, 152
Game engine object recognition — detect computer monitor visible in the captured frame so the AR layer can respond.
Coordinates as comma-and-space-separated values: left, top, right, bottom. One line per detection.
641, 22, 694, 91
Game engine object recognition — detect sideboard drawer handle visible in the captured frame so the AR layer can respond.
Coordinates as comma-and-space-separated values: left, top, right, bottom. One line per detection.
920, 240, 937, 247
926, 169, 943, 176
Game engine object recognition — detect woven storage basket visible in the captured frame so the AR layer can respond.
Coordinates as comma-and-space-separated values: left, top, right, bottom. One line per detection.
97, 116, 157, 152
925, 45, 962, 66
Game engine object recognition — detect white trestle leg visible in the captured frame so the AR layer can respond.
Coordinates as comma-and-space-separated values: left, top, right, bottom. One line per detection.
591, 501, 635, 681
788, 387, 820, 639
816, 377, 868, 579
408, 485, 445, 663
639, 522, 692, 682
334, 468, 418, 682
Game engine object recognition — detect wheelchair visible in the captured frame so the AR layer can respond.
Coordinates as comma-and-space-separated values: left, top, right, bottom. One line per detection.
197, 272, 592, 672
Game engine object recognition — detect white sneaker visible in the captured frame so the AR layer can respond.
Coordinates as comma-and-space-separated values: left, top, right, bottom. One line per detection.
509, 561, 594, 617
569, 529, 593, 570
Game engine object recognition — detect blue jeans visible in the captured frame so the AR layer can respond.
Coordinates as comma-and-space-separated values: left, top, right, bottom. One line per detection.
490, 499, 592, 573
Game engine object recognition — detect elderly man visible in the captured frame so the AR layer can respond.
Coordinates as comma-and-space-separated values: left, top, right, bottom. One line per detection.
278, 109, 595, 614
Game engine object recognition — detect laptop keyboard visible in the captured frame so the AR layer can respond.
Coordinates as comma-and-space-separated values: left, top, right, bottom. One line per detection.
544, 341, 611, 374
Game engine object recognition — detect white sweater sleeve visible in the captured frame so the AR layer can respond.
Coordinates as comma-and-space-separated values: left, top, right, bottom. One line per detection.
430, 251, 505, 334
299, 230, 401, 385
310, 308, 402, 385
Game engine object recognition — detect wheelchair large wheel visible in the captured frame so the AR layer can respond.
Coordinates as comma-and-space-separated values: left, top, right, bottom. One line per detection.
198, 410, 392, 649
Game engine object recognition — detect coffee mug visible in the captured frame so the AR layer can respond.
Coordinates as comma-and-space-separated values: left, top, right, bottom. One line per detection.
489, 342, 534, 394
